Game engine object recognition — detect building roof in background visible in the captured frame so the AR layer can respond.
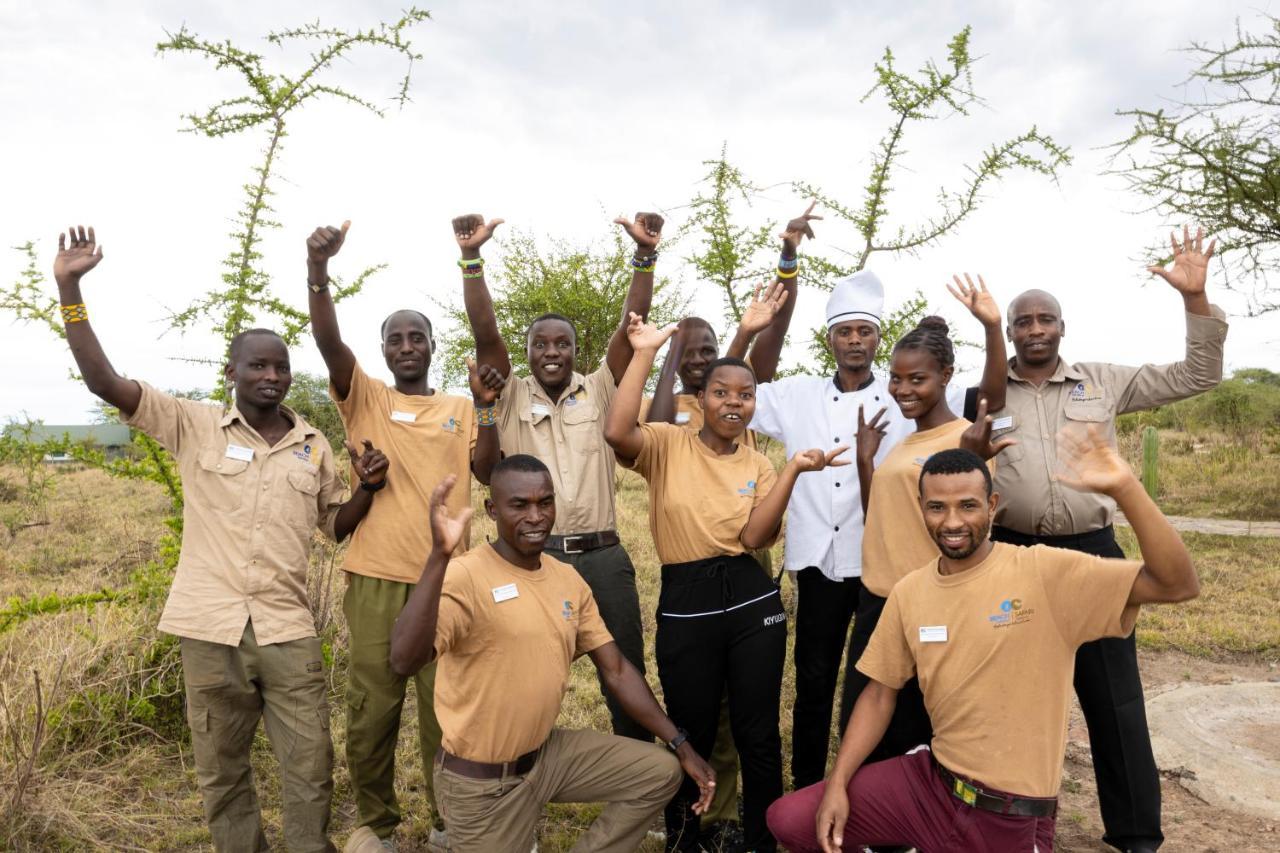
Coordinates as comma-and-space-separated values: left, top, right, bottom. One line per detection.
3, 423, 132, 446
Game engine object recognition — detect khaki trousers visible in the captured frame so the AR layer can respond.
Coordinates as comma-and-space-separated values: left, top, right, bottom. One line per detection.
180, 621, 335, 853
434, 728, 682, 853
343, 573, 444, 836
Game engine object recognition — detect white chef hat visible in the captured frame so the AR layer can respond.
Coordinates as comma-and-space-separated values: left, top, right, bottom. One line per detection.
825, 270, 884, 329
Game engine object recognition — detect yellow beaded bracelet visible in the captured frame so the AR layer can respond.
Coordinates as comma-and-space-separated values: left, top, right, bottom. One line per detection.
61, 303, 88, 323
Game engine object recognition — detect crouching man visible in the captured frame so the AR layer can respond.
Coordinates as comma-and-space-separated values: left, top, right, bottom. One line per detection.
390, 455, 716, 853
767, 431, 1199, 853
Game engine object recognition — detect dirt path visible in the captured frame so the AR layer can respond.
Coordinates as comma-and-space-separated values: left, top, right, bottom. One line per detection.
1056, 650, 1280, 852
1116, 513, 1280, 537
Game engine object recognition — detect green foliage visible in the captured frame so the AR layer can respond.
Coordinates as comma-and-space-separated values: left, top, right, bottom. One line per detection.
1141, 426, 1160, 498
1112, 14, 1280, 315
157, 10, 431, 397
1117, 370, 1280, 437
0, 242, 63, 341
0, 418, 67, 534
436, 230, 689, 388
284, 371, 346, 452
803, 290, 931, 376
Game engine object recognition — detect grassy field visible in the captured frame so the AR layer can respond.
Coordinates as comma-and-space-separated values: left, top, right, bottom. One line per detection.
0, 427, 1277, 850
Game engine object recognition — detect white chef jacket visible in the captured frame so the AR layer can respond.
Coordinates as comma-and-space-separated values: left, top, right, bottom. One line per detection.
751, 374, 966, 580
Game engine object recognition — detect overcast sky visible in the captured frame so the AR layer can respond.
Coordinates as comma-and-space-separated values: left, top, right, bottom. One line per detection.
2, 0, 1276, 424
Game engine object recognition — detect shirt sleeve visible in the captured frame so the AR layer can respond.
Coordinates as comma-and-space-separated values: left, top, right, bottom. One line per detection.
1034, 545, 1143, 647
752, 454, 778, 507
1109, 307, 1229, 415
314, 442, 346, 541
750, 378, 789, 441
331, 359, 372, 412
621, 421, 674, 479
573, 583, 616, 657
434, 561, 477, 658
120, 381, 198, 456
494, 372, 525, 431
854, 587, 916, 689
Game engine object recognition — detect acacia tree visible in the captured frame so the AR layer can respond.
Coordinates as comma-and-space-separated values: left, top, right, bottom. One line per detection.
1113, 14, 1280, 315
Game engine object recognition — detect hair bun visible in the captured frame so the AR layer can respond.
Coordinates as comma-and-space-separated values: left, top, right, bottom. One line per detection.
917, 315, 950, 334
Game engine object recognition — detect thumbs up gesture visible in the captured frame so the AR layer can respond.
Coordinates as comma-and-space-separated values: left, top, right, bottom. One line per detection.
307, 220, 350, 265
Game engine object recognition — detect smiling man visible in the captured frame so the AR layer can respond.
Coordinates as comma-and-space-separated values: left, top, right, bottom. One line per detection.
767, 438, 1200, 853
53, 226, 391, 852
387, 457, 715, 853
457, 209, 663, 742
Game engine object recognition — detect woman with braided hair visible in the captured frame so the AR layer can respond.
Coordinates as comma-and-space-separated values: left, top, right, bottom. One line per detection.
836, 275, 1015, 763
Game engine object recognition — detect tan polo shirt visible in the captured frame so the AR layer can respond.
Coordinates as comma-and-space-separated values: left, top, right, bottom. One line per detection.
861, 418, 984, 597
495, 363, 618, 535
333, 361, 476, 583
994, 308, 1228, 535
123, 382, 346, 646
434, 543, 614, 762
623, 423, 778, 565
857, 542, 1142, 797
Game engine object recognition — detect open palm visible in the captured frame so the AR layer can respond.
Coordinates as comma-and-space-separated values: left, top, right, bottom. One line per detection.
429, 475, 474, 555
1055, 423, 1132, 496
54, 226, 103, 281
1148, 225, 1215, 296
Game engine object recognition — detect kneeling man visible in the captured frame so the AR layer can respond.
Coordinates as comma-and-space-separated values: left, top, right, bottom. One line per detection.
390, 455, 715, 853
767, 430, 1199, 853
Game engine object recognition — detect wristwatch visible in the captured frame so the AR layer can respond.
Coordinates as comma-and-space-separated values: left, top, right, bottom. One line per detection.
666, 728, 690, 752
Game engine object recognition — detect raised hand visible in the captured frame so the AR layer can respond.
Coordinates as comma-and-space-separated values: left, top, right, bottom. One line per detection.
468, 356, 505, 406
738, 279, 791, 336
792, 446, 851, 473
428, 474, 475, 556
959, 397, 1017, 461
453, 214, 505, 253
307, 221, 350, 265
54, 226, 104, 282
625, 311, 678, 352
344, 438, 389, 486
946, 273, 999, 328
1055, 422, 1134, 497
1148, 225, 1216, 297
679, 750, 718, 816
815, 783, 850, 853
856, 405, 889, 463
614, 212, 664, 252
780, 200, 822, 254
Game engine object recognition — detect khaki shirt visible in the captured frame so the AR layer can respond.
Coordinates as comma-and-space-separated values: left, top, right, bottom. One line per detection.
495, 363, 618, 535
124, 382, 346, 646
993, 308, 1228, 535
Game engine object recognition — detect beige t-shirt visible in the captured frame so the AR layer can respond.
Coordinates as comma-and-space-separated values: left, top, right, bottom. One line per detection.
624, 422, 778, 565
857, 542, 1142, 797
434, 544, 614, 762
333, 362, 476, 583
861, 418, 987, 597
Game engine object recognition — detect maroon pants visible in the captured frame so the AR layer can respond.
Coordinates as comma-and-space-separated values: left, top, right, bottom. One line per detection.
766, 749, 1056, 852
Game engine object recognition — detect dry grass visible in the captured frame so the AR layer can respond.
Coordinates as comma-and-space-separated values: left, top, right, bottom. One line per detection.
1117, 429, 1280, 520
1, 433, 1277, 849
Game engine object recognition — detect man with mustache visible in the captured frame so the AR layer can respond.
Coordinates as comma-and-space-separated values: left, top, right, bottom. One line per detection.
388, 456, 715, 853
457, 210, 662, 742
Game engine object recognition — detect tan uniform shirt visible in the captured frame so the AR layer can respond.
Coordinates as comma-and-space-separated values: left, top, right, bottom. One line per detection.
333, 362, 476, 583
124, 382, 346, 646
994, 308, 1228, 535
495, 363, 618, 535
861, 418, 984, 597
434, 544, 614, 762
624, 422, 778, 565
857, 542, 1141, 797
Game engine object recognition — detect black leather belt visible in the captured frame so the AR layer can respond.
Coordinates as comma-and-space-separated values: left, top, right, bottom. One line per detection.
545, 530, 620, 555
934, 758, 1057, 818
437, 746, 540, 779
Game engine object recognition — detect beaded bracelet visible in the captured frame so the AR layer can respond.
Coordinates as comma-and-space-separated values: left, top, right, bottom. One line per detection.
61, 303, 88, 323
776, 266, 799, 280
475, 404, 497, 426
631, 251, 659, 271
458, 257, 484, 269
778, 255, 799, 271
462, 269, 485, 280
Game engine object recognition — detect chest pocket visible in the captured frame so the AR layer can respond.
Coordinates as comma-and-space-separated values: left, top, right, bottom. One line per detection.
560, 397, 603, 455
282, 467, 321, 531
196, 449, 252, 513
1063, 386, 1111, 424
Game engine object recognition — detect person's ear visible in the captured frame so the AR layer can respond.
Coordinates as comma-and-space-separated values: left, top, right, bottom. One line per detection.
942, 365, 955, 385
1059, 320, 1066, 339
988, 490, 1000, 516
1005, 324, 1013, 344
484, 496, 496, 520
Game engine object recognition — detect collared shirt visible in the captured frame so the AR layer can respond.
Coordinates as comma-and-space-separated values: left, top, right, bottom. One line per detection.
495, 362, 619, 535
124, 382, 345, 646
994, 308, 1228, 536
753, 374, 965, 581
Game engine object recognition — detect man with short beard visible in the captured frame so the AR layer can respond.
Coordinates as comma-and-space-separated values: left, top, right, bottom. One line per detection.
767, 439, 1200, 853
457, 210, 663, 741
989, 227, 1227, 853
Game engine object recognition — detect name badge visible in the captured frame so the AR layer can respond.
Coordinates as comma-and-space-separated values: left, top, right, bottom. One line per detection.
492, 583, 519, 603
919, 625, 948, 643
530, 403, 551, 418
225, 444, 254, 462
990, 415, 1014, 431
675, 412, 691, 425
390, 410, 416, 423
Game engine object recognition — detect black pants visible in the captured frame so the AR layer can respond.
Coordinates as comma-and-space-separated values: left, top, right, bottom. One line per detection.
837, 587, 933, 762
992, 525, 1162, 851
656, 554, 787, 853
790, 567, 862, 788
547, 542, 651, 742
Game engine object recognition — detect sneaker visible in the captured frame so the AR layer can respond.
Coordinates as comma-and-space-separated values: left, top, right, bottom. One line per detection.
425, 827, 449, 853
344, 827, 398, 853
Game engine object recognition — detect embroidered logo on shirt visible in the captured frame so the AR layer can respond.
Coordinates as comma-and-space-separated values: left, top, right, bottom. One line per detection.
292, 443, 314, 463
562, 599, 574, 620
737, 479, 757, 496
564, 394, 578, 407
988, 596, 1035, 628
1068, 382, 1102, 403
441, 417, 460, 433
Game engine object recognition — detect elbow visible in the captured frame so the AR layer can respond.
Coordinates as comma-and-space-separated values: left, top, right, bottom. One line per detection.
388, 643, 421, 678
603, 424, 625, 450
1174, 568, 1201, 603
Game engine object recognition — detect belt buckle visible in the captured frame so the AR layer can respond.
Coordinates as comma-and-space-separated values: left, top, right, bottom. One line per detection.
953, 777, 979, 807
562, 535, 585, 555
